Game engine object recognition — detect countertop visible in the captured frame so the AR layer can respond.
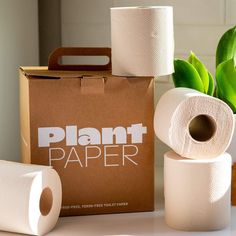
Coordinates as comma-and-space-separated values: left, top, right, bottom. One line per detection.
1, 167, 236, 236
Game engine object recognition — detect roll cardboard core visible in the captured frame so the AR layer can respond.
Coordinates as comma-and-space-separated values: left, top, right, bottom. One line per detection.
40, 187, 53, 216
188, 115, 216, 142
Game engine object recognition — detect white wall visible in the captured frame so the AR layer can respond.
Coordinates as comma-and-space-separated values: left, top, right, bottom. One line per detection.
61, 0, 235, 166
0, 0, 39, 161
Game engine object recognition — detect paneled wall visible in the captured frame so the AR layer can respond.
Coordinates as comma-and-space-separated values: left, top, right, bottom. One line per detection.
0, 0, 39, 161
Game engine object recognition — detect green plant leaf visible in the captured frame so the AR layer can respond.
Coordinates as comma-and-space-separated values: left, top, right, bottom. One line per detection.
188, 52, 209, 93
216, 58, 236, 112
216, 85, 236, 112
214, 85, 219, 98
207, 71, 214, 96
172, 59, 204, 93
216, 25, 236, 67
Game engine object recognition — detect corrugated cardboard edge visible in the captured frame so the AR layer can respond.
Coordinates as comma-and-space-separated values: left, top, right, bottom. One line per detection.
20, 66, 112, 79
19, 68, 31, 164
19, 66, 154, 80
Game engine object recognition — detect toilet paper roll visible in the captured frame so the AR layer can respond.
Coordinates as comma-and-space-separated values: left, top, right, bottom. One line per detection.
164, 151, 232, 231
154, 87, 234, 159
111, 6, 174, 76
0, 161, 62, 236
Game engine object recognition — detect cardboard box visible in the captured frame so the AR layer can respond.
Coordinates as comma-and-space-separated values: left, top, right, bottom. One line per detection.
19, 48, 154, 216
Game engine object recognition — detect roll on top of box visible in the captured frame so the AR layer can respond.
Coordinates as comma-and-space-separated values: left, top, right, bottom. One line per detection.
154, 87, 234, 159
111, 6, 174, 76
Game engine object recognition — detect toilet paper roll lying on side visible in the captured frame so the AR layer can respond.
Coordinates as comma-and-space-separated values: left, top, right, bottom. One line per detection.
111, 6, 174, 76
0, 161, 62, 236
154, 87, 234, 159
164, 151, 232, 231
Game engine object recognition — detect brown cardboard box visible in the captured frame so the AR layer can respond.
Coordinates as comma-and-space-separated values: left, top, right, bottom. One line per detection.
20, 48, 154, 216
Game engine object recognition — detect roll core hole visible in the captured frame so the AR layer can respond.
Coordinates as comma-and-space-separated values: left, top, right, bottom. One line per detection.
39, 187, 53, 216
188, 115, 216, 142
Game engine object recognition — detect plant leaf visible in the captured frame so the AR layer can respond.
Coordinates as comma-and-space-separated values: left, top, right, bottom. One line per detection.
216, 85, 236, 112
207, 71, 214, 96
216, 25, 236, 67
172, 59, 204, 93
216, 58, 236, 112
188, 52, 209, 93
214, 85, 219, 98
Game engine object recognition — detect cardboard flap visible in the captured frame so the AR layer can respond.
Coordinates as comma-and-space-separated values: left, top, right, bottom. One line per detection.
20, 66, 112, 79
81, 76, 105, 94
105, 76, 153, 92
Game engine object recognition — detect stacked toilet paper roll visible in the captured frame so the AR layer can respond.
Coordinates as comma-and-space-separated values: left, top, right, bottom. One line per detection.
164, 151, 231, 231
0, 161, 62, 236
154, 87, 235, 231
154, 87, 234, 159
111, 6, 174, 76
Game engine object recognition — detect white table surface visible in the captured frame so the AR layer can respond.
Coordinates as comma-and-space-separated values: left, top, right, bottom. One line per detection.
1, 167, 236, 236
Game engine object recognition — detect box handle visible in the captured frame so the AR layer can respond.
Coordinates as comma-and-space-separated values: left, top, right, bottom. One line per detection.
48, 47, 111, 71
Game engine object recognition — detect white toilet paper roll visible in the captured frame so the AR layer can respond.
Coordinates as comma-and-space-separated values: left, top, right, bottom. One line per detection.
0, 161, 62, 236
164, 151, 231, 231
111, 6, 174, 76
154, 87, 234, 159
